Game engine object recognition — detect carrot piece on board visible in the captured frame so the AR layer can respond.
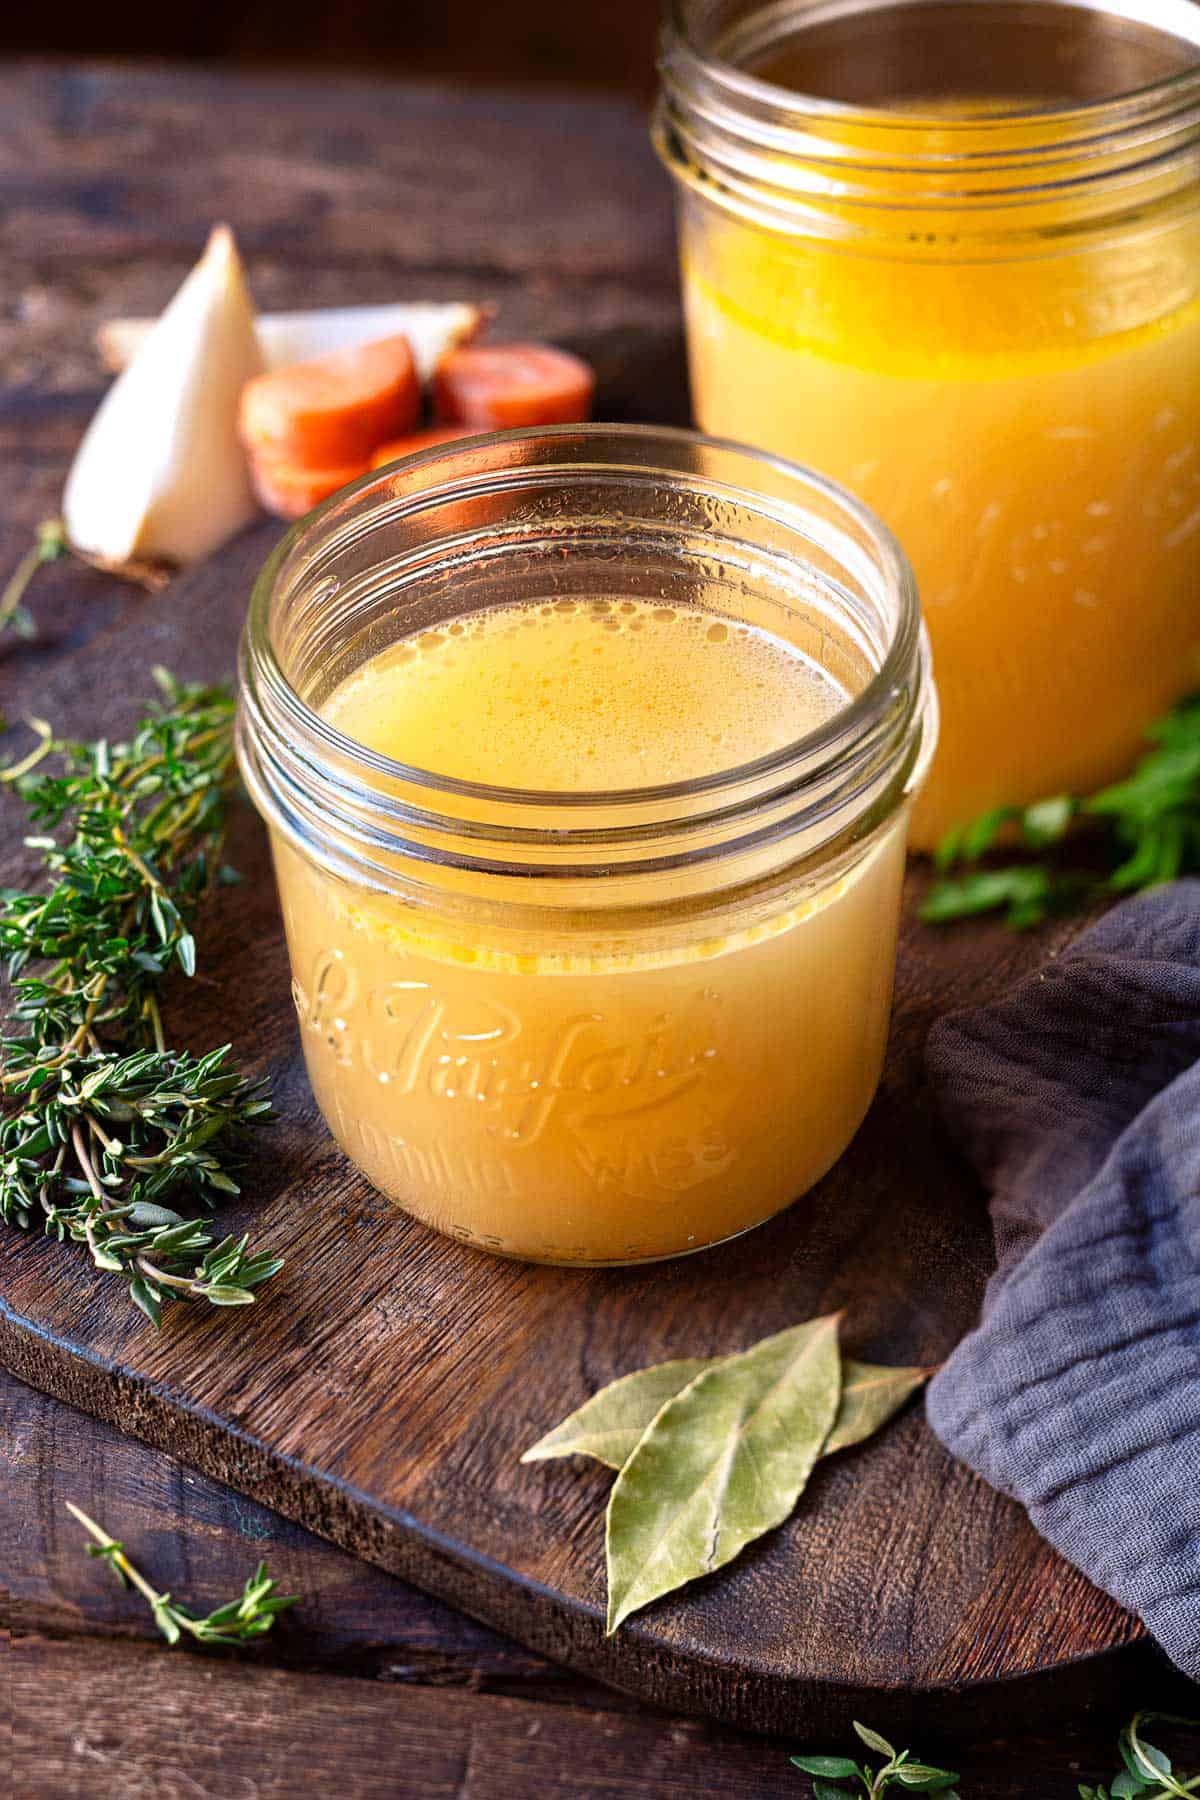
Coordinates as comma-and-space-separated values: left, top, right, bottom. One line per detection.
369, 425, 480, 468
239, 335, 421, 465
249, 450, 369, 521
433, 343, 595, 429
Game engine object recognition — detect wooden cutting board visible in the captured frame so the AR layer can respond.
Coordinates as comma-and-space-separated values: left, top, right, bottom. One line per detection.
0, 62, 1158, 1737
0, 523, 1154, 1736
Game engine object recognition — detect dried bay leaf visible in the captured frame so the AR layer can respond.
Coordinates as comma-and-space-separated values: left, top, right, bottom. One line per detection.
604, 1315, 842, 1632
523, 1353, 931, 1474
521, 1358, 712, 1471
823, 1360, 934, 1457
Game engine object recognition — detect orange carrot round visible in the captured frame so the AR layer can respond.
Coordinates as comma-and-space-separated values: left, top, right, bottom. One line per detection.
240, 335, 421, 466
433, 344, 595, 429
249, 450, 369, 521
370, 425, 480, 469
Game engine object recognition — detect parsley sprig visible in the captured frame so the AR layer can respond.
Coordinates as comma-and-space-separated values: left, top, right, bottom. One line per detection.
0, 670, 278, 1323
67, 1500, 296, 1646
792, 1721, 959, 1798
921, 696, 1200, 929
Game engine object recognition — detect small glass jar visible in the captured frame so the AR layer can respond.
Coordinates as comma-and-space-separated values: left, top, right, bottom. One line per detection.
655, 0, 1200, 849
238, 426, 935, 1265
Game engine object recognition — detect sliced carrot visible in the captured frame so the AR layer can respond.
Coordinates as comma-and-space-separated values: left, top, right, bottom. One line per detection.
239, 335, 421, 466
370, 425, 480, 469
433, 343, 595, 429
249, 450, 369, 521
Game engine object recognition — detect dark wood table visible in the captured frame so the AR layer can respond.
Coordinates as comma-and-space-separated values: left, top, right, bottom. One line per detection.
1, 59, 1194, 1798
6, 1361, 1193, 1797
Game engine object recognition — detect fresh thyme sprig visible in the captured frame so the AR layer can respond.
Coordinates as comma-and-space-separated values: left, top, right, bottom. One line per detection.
792, 1720, 959, 1798
66, 1500, 297, 1646
0, 519, 69, 641
921, 695, 1200, 929
1082, 1712, 1200, 1800
0, 669, 279, 1323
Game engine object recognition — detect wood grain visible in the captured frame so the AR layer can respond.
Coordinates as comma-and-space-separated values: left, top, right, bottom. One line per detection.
8, 1365, 1192, 1798
0, 60, 1152, 1740
16, 1631, 1195, 1800
2, 1366, 611, 1699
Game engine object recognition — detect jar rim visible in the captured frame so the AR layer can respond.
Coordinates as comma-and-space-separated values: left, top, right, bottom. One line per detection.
242, 422, 922, 812
665, 0, 1200, 134
657, 0, 1200, 227
237, 424, 935, 899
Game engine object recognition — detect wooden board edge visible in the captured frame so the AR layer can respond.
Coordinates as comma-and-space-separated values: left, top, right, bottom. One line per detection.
0, 1294, 1155, 1737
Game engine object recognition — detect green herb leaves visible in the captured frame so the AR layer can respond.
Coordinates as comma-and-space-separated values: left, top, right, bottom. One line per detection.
921, 694, 1200, 929
793, 1721, 959, 1799
67, 1501, 296, 1646
1081, 1711, 1200, 1800
523, 1319, 932, 1631
0, 671, 278, 1321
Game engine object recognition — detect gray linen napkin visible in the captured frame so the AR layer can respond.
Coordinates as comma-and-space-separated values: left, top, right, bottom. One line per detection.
925, 880, 1200, 1679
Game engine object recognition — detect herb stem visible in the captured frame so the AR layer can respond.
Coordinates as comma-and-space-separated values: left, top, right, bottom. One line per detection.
87, 1117, 120, 1158
115, 730, 225, 800
83, 1215, 106, 1267
0, 717, 55, 784
66, 1499, 296, 1647
121, 847, 166, 896
70, 1122, 106, 1205
2, 975, 111, 1089
1, 675, 277, 1321
135, 1256, 203, 1295
0, 542, 47, 632
1129, 1714, 1200, 1799
0, 521, 68, 640
65, 1501, 167, 1611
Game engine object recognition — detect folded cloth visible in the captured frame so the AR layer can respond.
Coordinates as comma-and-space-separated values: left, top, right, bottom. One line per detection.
925, 881, 1200, 1680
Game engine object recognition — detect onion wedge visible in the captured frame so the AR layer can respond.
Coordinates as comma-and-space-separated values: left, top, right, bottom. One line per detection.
65, 225, 264, 569
98, 301, 486, 382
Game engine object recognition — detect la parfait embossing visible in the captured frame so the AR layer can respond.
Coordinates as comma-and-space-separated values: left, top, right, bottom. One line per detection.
293, 948, 722, 1147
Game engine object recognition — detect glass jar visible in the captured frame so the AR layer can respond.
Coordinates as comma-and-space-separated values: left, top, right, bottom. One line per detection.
655, 0, 1200, 848
238, 426, 935, 1265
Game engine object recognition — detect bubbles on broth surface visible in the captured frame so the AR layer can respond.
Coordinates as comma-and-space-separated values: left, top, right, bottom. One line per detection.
322, 596, 851, 790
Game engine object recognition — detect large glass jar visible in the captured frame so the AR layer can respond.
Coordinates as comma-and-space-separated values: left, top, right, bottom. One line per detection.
655, 0, 1200, 848
238, 427, 934, 1265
